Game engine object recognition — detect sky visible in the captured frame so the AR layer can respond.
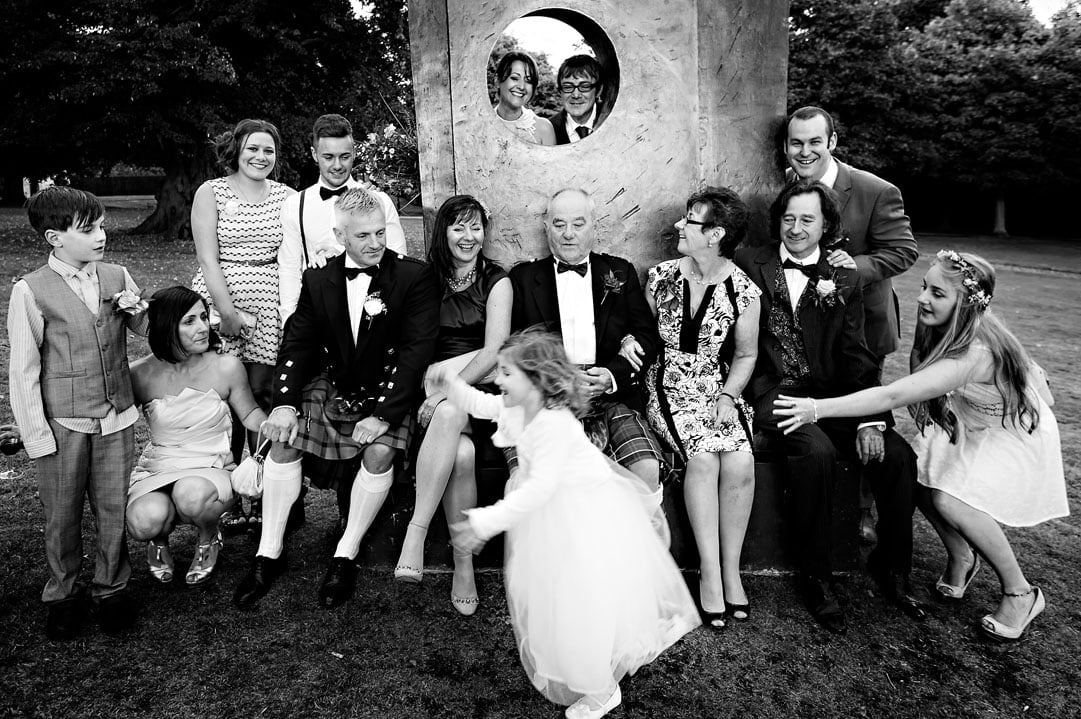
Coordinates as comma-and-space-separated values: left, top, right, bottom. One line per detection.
1029, 0, 1070, 24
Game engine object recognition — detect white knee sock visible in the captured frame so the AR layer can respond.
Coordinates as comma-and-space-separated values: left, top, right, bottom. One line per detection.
334, 464, 394, 560
255, 457, 303, 559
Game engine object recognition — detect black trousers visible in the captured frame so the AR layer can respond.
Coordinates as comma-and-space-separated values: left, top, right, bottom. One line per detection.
757, 420, 917, 578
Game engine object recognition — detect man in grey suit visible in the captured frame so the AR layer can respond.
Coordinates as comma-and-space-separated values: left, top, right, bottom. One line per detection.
785, 106, 919, 544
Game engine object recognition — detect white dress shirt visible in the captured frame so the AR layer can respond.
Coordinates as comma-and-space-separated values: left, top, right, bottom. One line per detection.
779, 244, 820, 313
553, 259, 597, 365
565, 107, 598, 144
7, 254, 143, 458
278, 178, 406, 324
344, 255, 375, 342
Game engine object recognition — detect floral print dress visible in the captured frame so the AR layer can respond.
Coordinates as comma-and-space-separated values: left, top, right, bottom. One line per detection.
645, 259, 760, 461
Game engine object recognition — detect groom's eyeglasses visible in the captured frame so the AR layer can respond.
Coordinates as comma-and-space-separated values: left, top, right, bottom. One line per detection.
560, 81, 597, 94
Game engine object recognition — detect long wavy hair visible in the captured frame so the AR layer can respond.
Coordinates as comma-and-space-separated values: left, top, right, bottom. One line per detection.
499, 329, 589, 417
910, 252, 1038, 441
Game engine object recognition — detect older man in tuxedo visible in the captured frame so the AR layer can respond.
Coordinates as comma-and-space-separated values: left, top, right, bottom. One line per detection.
235, 187, 439, 610
509, 188, 663, 490
735, 182, 922, 634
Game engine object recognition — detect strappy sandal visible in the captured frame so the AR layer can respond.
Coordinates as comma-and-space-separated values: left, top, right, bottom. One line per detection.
980, 587, 1045, 641
186, 530, 224, 586
147, 541, 174, 584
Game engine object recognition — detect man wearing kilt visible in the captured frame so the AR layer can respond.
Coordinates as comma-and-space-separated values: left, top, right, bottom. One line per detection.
234, 188, 440, 610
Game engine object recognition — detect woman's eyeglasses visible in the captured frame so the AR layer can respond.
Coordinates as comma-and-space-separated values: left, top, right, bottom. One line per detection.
681, 215, 708, 227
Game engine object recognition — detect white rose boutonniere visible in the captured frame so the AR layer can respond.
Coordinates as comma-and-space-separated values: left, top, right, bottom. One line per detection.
363, 291, 386, 329
812, 274, 844, 309
112, 289, 149, 316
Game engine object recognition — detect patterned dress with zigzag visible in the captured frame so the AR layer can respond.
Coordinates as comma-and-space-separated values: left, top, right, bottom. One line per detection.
192, 177, 289, 366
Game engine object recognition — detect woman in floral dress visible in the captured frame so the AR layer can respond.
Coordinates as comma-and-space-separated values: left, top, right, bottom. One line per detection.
631, 187, 761, 628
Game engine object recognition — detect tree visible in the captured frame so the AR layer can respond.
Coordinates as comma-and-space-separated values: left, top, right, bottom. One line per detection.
905, 0, 1049, 234
0, 0, 412, 238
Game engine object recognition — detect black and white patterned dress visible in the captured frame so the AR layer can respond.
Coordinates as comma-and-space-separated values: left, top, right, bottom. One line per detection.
192, 177, 289, 366
645, 259, 760, 461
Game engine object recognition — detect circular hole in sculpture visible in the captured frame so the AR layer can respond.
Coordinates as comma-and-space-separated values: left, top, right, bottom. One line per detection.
487, 9, 619, 147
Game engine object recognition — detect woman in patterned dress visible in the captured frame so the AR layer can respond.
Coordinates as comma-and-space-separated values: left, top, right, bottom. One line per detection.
394, 195, 512, 615
627, 187, 761, 628
191, 118, 295, 524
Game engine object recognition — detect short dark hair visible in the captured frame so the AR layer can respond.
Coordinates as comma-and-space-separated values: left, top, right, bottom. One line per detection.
770, 181, 844, 248
312, 113, 353, 146
147, 286, 220, 363
212, 118, 282, 174
496, 51, 539, 89
27, 186, 105, 239
787, 106, 835, 138
685, 187, 748, 259
427, 195, 490, 281
557, 55, 604, 92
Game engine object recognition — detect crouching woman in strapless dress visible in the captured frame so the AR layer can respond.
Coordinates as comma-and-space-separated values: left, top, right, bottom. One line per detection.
126, 286, 269, 585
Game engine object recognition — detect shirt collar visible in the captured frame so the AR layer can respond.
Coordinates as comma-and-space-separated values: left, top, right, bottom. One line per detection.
552, 256, 591, 277
315, 177, 360, 193
819, 157, 839, 188
566, 106, 597, 132
779, 244, 821, 267
49, 253, 96, 279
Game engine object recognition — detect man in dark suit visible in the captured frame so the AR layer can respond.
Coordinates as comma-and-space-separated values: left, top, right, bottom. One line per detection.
734, 182, 922, 634
549, 55, 607, 145
786, 105, 919, 542
509, 187, 663, 489
235, 188, 440, 610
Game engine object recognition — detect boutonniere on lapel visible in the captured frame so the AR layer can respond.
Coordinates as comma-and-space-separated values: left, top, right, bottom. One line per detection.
811, 234, 849, 309
363, 291, 386, 329
601, 270, 626, 304
112, 289, 149, 316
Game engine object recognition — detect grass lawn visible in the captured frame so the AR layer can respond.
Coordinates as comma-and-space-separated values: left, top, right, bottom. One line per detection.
0, 207, 1078, 719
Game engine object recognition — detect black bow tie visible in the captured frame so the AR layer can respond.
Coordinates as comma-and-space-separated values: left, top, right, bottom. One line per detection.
575, 126, 591, 139
556, 261, 588, 277
344, 265, 378, 280
320, 185, 349, 201
782, 259, 819, 279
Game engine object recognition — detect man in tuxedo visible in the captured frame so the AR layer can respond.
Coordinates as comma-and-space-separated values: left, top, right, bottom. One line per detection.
734, 182, 922, 634
509, 188, 663, 489
278, 113, 408, 325
786, 105, 919, 542
235, 188, 439, 610
549, 56, 607, 145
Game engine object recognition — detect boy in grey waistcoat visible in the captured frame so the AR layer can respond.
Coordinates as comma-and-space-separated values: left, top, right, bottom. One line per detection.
7, 187, 148, 639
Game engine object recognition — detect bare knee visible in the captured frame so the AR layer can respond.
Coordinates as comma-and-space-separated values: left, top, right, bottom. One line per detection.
684, 453, 720, 485
431, 401, 468, 433
126, 494, 175, 540
363, 443, 397, 474
172, 477, 220, 520
720, 451, 755, 490
627, 458, 660, 489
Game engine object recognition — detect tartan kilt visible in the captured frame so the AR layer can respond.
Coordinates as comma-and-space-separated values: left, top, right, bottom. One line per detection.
293, 375, 414, 490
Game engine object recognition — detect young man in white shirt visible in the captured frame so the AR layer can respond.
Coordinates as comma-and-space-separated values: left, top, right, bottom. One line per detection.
277, 113, 408, 325
549, 55, 607, 145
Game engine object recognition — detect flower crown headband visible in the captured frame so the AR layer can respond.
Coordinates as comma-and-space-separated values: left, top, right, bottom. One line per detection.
936, 250, 992, 310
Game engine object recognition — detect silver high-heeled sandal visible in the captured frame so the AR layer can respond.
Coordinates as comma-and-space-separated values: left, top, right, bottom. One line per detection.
935, 554, 981, 600
186, 530, 223, 585
147, 541, 174, 584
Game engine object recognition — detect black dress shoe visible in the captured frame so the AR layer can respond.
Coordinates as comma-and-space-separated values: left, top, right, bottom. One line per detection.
801, 574, 847, 635
45, 596, 84, 640
95, 591, 137, 636
318, 557, 358, 609
233, 554, 287, 609
868, 553, 928, 621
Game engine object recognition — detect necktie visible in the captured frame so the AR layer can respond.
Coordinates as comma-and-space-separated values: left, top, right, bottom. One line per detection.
73, 268, 98, 312
320, 185, 348, 201
575, 126, 591, 139
556, 261, 588, 277
782, 259, 818, 279
345, 265, 378, 280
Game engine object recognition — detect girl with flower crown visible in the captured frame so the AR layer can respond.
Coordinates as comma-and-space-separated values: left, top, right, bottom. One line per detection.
774, 250, 1067, 641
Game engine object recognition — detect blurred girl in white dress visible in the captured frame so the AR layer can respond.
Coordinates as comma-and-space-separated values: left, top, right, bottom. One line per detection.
434, 331, 698, 719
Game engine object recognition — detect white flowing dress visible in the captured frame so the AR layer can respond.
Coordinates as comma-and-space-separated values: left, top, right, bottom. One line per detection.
452, 383, 700, 706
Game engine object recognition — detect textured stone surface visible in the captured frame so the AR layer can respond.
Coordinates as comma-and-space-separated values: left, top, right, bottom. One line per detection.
410, 0, 789, 269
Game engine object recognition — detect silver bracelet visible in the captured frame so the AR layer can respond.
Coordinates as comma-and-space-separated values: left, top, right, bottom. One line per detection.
810, 398, 819, 424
